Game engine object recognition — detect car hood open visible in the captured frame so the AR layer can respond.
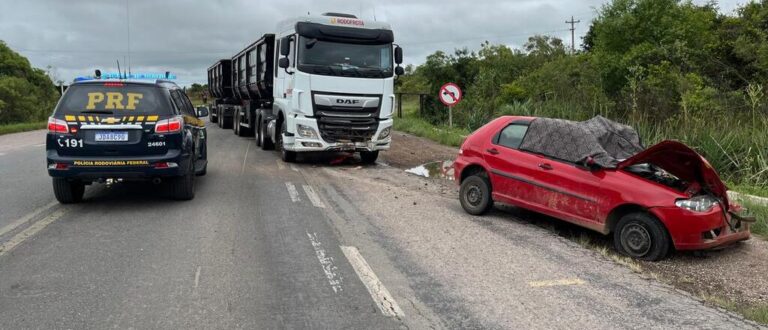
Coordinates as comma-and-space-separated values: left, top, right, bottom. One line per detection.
618, 140, 729, 206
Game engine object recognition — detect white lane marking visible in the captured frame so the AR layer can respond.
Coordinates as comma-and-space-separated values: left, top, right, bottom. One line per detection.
241, 141, 252, 175
306, 232, 343, 293
302, 185, 326, 208
340, 246, 404, 317
290, 164, 300, 172
194, 266, 202, 288
0, 208, 68, 257
285, 182, 301, 202
276, 159, 285, 170
528, 278, 585, 288
0, 201, 58, 238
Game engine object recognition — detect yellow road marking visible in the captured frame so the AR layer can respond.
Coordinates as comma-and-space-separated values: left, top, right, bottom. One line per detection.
528, 279, 585, 288
0, 208, 68, 257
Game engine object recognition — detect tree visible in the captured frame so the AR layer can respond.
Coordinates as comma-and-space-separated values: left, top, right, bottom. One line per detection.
0, 41, 59, 124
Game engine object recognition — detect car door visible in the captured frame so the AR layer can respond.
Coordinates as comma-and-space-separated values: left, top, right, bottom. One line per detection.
531, 156, 602, 225
483, 121, 552, 208
170, 90, 201, 157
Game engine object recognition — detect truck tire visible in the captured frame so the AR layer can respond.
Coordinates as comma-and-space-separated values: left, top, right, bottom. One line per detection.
234, 112, 241, 136
217, 109, 223, 128
171, 159, 196, 200
210, 112, 217, 124
52, 178, 85, 204
278, 120, 296, 162
255, 114, 262, 147
261, 119, 274, 150
360, 151, 379, 164
614, 212, 670, 261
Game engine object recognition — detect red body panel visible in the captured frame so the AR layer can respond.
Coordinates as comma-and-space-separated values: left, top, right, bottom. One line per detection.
454, 116, 750, 251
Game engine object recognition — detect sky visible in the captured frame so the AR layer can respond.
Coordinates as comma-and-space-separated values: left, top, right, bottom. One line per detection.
0, 0, 747, 87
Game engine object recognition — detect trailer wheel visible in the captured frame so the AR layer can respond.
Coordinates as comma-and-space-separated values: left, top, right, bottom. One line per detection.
233, 112, 240, 135
216, 108, 223, 128
255, 114, 262, 147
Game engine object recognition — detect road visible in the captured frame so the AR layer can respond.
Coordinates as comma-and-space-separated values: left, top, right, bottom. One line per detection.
0, 125, 761, 329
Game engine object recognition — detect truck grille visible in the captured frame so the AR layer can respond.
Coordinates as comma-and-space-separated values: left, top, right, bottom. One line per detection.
313, 93, 381, 143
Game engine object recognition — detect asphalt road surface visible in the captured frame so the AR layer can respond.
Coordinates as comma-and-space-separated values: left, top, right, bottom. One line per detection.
0, 125, 762, 329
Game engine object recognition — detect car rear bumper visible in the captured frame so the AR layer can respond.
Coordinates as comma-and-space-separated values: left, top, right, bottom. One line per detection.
651, 206, 751, 250
46, 149, 190, 180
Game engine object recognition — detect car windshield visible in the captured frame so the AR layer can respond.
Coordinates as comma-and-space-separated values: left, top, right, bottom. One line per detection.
297, 37, 393, 78
56, 84, 172, 115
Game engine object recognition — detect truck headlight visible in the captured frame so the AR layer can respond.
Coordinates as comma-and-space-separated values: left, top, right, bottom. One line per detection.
297, 124, 318, 139
379, 127, 391, 140
675, 195, 719, 212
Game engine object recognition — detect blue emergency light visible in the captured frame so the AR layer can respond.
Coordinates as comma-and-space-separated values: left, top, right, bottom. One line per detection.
73, 70, 176, 82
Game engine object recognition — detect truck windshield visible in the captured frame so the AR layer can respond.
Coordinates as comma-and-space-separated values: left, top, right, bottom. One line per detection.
297, 37, 393, 78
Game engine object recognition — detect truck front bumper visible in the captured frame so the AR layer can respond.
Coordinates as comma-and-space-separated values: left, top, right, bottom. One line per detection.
282, 117, 392, 152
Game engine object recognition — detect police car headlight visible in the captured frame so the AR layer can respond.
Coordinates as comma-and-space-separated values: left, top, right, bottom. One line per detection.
378, 127, 391, 140
297, 124, 318, 139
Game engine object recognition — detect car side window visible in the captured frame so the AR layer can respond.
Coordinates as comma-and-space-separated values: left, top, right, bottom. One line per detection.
496, 124, 528, 150
170, 90, 193, 116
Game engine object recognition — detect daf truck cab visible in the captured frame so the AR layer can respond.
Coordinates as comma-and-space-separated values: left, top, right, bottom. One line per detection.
261, 13, 403, 163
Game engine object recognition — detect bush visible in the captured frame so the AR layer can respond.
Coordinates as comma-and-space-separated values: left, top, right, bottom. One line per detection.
0, 41, 59, 124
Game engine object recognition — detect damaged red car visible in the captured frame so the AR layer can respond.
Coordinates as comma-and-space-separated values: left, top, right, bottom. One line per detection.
454, 115, 752, 261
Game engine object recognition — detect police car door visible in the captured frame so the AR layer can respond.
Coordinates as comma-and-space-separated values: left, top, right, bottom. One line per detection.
170, 90, 203, 158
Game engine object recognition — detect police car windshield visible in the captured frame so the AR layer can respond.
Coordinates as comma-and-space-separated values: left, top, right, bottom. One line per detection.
297, 37, 393, 78
56, 84, 173, 115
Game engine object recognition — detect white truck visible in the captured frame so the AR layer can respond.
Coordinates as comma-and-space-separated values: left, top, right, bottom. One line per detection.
225, 12, 403, 163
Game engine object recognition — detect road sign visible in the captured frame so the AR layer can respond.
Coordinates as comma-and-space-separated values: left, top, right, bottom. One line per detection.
439, 83, 462, 127
439, 83, 462, 107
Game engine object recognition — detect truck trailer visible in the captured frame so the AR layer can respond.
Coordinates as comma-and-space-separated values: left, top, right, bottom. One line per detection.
223, 12, 403, 163
206, 59, 237, 128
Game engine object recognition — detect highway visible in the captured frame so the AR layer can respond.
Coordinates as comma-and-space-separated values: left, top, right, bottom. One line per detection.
0, 125, 761, 329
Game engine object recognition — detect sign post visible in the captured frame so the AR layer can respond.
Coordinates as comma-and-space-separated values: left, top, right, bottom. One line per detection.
439, 82, 462, 128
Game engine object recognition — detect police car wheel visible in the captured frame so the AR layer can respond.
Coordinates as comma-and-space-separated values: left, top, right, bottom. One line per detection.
52, 178, 85, 204
171, 160, 196, 200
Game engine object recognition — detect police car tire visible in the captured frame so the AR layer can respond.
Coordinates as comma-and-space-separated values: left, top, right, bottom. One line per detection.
52, 178, 84, 204
172, 161, 195, 201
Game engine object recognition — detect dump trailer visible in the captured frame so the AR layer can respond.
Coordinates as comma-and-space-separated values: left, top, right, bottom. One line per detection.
232, 13, 403, 163
206, 59, 237, 128
231, 34, 276, 138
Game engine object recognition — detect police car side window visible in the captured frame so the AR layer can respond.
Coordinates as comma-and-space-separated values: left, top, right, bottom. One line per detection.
170, 90, 193, 116
179, 91, 196, 116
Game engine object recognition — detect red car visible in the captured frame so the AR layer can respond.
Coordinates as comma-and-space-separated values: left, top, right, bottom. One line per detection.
454, 115, 751, 261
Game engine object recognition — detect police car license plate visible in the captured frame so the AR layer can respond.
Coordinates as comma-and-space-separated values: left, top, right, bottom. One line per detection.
95, 131, 129, 142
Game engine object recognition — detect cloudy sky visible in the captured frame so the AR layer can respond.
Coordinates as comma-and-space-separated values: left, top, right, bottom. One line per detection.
0, 0, 746, 87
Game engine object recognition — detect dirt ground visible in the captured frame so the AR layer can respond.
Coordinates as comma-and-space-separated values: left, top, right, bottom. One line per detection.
384, 130, 768, 310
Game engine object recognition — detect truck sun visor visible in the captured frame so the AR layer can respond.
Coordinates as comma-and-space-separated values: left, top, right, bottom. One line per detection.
296, 22, 394, 44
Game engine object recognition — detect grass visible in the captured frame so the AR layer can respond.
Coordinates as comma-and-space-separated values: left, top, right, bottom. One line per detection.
0, 121, 47, 135
738, 198, 768, 238
702, 295, 768, 325
394, 116, 469, 147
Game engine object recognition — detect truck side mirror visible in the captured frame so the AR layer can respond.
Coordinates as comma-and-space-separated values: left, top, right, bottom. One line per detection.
196, 107, 209, 118
394, 46, 403, 65
278, 57, 290, 69
280, 37, 292, 56
395, 66, 405, 76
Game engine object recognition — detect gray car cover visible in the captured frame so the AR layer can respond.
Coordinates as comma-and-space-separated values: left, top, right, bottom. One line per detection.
518, 116, 644, 168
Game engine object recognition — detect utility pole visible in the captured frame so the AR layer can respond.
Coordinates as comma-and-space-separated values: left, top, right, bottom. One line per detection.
566, 16, 581, 53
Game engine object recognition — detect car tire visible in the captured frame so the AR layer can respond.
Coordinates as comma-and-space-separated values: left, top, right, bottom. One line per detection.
52, 178, 85, 204
278, 120, 296, 163
360, 151, 379, 164
171, 160, 196, 200
614, 212, 670, 261
459, 175, 493, 215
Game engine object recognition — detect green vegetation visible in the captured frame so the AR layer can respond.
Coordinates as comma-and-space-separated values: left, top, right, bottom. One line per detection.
0, 41, 59, 125
0, 121, 46, 135
739, 198, 768, 237
397, 0, 768, 188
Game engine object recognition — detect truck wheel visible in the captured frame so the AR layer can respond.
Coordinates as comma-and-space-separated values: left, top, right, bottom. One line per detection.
255, 115, 262, 147
210, 112, 217, 124
614, 212, 670, 261
171, 160, 196, 200
217, 109, 223, 128
52, 178, 85, 204
459, 175, 493, 215
360, 151, 379, 164
278, 120, 296, 162
260, 120, 274, 150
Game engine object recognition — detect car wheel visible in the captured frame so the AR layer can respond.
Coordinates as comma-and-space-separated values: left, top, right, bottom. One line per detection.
360, 151, 379, 164
52, 178, 85, 204
278, 120, 296, 162
614, 212, 670, 261
459, 175, 493, 215
171, 159, 196, 200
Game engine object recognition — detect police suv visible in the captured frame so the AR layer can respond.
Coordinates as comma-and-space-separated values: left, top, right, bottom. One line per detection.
46, 73, 208, 203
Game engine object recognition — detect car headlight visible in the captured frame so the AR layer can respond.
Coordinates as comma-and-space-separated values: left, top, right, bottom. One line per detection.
379, 127, 391, 140
297, 124, 318, 139
675, 195, 719, 212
